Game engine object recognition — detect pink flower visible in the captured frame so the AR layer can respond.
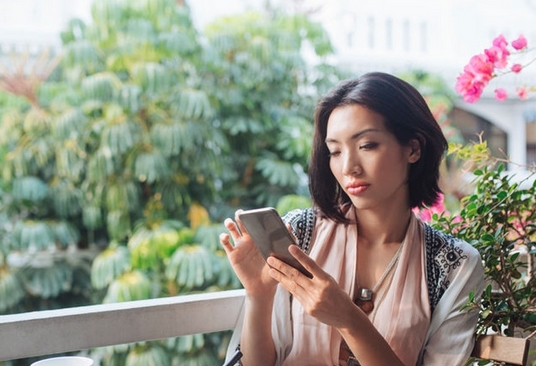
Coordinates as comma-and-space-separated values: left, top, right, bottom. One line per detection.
517, 87, 528, 100
493, 34, 509, 49
485, 35, 510, 68
494, 88, 508, 101
413, 194, 447, 222
466, 54, 495, 80
457, 33, 533, 103
511, 34, 527, 50
455, 54, 494, 103
511, 63, 523, 73
455, 73, 485, 103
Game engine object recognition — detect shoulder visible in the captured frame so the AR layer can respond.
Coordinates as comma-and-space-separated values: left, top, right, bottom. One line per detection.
282, 208, 316, 253
423, 223, 483, 311
423, 223, 481, 268
282, 207, 315, 225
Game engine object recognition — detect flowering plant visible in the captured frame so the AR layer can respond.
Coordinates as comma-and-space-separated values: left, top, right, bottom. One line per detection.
456, 34, 533, 103
424, 142, 536, 340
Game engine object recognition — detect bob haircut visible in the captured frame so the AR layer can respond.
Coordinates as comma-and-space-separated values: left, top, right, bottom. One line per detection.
308, 72, 448, 223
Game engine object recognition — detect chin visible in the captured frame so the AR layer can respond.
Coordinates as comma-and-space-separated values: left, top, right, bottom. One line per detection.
349, 199, 375, 211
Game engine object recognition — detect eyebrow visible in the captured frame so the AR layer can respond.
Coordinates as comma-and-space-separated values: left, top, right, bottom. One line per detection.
325, 128, 380, 144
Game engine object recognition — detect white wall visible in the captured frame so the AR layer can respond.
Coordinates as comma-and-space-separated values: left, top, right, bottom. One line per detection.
0, 0, 92, 51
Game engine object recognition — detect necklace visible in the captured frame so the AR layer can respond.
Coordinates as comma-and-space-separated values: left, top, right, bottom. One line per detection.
355, 288, 374, 313
354, 238, 404, 315
339, 241, 405, 365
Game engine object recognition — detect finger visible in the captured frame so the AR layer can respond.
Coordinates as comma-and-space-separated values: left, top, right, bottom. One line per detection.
219, 233, 234, 253
267, 261, 302, 295
288, 245, 323, 278
267, 255, 305, 284
224, 218, 242, 239
233, 209, 249, 236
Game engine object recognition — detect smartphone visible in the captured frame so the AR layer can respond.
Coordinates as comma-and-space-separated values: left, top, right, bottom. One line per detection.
237, 207, 312, 278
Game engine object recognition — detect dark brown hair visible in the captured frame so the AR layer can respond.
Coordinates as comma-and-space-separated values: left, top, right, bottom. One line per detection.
308, 72, 447, 223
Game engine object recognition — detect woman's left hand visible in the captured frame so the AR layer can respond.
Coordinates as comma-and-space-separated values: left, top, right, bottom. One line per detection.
267, 245, 358, 328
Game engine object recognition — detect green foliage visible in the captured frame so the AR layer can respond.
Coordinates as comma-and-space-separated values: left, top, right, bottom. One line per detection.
276, 194, 312, 215
431, 142, 536, 338
0, 0, 345, 364
89, 210, 240, 364
202, 8, 346, 212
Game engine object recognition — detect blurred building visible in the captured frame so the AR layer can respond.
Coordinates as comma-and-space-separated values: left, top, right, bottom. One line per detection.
303, 0, 536, 169
2, 0, 536, 167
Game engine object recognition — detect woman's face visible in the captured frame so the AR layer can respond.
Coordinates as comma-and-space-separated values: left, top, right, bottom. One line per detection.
325, 104, 420, 212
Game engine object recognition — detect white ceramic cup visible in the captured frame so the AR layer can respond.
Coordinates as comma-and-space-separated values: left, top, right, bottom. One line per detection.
31, 356, 94, 366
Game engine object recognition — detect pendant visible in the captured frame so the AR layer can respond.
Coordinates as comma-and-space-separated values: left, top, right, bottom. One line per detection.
356, 288, 374, 314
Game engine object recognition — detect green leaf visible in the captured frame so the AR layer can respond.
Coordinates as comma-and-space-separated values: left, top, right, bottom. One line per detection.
169, 88, 212, 120
101, 114, 141, 155
53, 109, 88, 141
256, 156, 300, 187
480, 233, 496, 244
82, 72, 121, 101
222, 117, 264, 135
12, 176, 48, 202
87, 147, 116, 181
107, 210, 132, 240
126, 344, 170, 366
131, 62, 174, 96
169, 334, 205, 353
496, 191, 508, 200
104, 270, 152, 303
0, 269, 25, 311
194, 224, 225, 252
165, 245, 214, 290
22, 263, 72, 299
51, 220, 80, 248
276, 194, 311, 215
134, 149, 170, 183
63, 40, 104, 73
12, 220, 55, 251
150, 120, 194, 157
484, 284, 492, 298
50, 180, 82, 218
91, 244, 131, 289
114, 84, 143, 113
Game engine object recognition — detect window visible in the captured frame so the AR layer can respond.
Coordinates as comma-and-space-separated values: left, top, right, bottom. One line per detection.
368, 16, 375, 49
403, 19, 410, 52
420, 21, 427, 53
386, 18, 393, 50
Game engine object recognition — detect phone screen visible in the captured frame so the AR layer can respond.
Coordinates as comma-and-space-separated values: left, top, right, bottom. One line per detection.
238, 207, 312, 278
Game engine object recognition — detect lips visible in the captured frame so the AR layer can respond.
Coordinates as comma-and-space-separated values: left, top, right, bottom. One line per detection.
346, 182, 370, 195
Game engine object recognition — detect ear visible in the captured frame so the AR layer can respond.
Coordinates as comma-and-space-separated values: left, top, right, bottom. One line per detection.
407, 138, 421, 163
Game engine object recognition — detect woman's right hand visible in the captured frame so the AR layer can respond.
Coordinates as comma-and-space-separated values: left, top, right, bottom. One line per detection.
219, 210, 278, 298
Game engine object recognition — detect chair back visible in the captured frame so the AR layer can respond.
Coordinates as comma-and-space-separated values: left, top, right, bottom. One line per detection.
471, 335, 534, 365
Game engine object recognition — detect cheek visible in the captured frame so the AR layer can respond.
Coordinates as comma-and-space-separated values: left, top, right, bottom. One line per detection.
374, 154, 407, 178
329, 160, 343, 181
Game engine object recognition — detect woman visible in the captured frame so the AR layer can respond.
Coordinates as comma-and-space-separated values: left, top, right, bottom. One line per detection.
219, 72, 485, 366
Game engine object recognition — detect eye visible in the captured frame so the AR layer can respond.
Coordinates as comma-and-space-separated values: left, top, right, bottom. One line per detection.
359, 142, 378, 150
327, 150, 340, 157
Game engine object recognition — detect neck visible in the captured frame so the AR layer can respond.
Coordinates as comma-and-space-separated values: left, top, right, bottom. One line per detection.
354, 206, 412, 246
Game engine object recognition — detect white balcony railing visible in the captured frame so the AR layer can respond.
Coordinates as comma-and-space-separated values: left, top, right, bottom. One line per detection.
1, 288, 534, 365
0, 289, 245, 362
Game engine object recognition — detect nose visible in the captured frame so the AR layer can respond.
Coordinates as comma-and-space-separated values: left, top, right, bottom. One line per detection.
342, 150, 362, 176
